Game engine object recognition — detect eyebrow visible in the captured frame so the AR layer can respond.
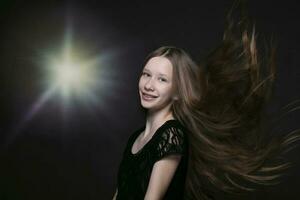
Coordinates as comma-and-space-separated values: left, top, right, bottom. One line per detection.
158, 73, 168, 77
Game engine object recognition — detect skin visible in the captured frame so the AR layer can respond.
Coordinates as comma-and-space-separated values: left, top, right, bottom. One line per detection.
140, 57, 181, 199
132, 56, 176, 154
112, 189, 117, 200
113, 56, 181, 200
139, 56, 174, 115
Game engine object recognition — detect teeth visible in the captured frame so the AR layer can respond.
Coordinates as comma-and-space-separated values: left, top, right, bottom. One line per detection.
143, 93, 157, 99
145, 94, 154, 98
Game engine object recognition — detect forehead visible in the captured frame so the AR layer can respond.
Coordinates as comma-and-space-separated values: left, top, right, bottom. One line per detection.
144, 56, 173, 77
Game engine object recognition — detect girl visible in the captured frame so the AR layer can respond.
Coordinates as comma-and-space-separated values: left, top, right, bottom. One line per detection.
114, 48, 192, 200
113, 7, 299, 200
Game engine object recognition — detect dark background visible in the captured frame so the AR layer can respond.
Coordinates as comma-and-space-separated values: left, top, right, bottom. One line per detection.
0, 0, 299, 199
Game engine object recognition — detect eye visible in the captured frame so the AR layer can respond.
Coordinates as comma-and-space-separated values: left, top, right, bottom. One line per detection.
142, 72, 151, 77
158, 77, 167, 82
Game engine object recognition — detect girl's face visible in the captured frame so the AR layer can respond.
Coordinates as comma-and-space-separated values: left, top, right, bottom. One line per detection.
139, 56, 174, 112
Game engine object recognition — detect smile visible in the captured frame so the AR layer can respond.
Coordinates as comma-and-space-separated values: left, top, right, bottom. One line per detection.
141, 92, 158, 101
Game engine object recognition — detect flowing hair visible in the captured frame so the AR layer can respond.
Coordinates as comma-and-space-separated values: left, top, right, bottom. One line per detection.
144, 3, 300, 200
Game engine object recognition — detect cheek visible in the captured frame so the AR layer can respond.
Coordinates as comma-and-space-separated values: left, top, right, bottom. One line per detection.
138, 77, 143, 89
162, 86, 174, 99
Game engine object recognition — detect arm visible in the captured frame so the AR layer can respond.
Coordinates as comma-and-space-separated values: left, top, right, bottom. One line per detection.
112, 188, 118, 200
144, 155, 182, 200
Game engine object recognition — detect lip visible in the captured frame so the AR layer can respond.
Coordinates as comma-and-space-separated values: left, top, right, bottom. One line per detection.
141, 91, 158, 101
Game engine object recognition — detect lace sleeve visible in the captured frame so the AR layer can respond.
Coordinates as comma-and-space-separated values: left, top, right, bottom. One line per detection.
154, 126, 186, 162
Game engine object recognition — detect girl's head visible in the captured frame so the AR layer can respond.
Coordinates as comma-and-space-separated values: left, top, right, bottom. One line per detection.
138, 56, 174, 112
139, 46, 205, 116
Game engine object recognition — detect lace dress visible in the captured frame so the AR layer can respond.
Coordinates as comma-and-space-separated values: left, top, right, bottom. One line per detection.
116, 119, 189, 200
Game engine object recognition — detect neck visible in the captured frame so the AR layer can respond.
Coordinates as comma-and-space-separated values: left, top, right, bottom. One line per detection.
143, 104, 174, 138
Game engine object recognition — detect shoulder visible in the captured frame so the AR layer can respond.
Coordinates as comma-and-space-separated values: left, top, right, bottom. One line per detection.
129, 126, 145, 141
122, 126, 144, 153
158, 120, 187, 141
154, 120, 188, 161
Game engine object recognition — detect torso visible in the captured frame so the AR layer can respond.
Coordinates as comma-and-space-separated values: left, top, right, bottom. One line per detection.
131, 118, 176, 154
116, 119, 189, 200
131, 131, 150, 154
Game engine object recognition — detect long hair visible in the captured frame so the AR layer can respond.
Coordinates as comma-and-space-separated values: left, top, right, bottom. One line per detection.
144, 5, 300, 200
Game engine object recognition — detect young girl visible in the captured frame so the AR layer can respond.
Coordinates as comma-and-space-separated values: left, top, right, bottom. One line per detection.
114, 48, 192, 200
113, 8, 299, 200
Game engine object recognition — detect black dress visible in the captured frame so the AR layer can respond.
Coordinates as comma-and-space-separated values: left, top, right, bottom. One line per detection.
116, 119, 189, 200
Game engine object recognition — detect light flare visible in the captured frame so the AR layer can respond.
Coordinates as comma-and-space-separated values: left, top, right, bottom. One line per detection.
16, 26, 119, 132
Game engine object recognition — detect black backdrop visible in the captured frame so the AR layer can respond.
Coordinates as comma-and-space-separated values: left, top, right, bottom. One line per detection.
0, 0, 299, 199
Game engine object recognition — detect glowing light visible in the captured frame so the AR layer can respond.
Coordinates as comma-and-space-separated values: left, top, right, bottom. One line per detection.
8, 20, 123, 146
47, 50, 98, 99
20, 26, 119, 126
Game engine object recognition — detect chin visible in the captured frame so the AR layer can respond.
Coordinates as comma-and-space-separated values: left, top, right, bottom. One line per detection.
140, 98, 157, 109
141, 100, 172, 113
140, 101, 155, 109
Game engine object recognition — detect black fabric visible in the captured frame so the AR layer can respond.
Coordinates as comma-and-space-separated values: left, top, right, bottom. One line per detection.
116, 119, 189, 200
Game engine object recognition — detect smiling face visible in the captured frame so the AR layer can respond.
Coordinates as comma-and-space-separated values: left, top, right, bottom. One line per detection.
138, 56, 174, 112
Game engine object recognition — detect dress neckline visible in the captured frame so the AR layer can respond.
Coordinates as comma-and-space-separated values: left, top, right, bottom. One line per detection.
130, 119, 178, 156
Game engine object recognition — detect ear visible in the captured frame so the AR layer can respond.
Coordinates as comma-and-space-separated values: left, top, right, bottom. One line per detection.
173, 96, 179, 101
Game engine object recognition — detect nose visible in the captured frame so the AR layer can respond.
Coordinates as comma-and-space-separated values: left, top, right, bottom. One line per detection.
144, 78, 154, 91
